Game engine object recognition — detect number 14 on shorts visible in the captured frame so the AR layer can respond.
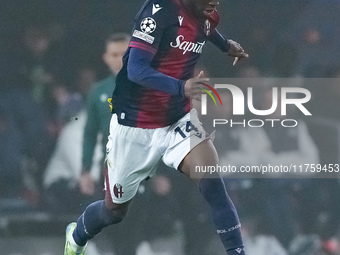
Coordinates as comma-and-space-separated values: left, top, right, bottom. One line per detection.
174, 121, 202, 138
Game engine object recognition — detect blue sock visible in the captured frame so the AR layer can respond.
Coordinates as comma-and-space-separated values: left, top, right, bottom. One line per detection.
199, 176, 245, 255
72, 200, 122, 246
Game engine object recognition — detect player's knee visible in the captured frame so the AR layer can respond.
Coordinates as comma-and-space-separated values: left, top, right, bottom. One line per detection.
108, 207, 127, 224
104, 197, 131, 224
104, 201, 130, 224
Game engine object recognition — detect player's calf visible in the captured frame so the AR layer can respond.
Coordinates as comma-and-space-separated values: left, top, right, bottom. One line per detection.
199, 175, 245, 255
72, 200, 127, 247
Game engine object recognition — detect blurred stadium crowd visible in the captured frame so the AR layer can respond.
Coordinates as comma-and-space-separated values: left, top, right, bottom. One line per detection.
1, 0, 340, 254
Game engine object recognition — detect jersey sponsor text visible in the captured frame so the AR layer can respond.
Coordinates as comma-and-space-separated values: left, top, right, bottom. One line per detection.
170, 35, 205, 55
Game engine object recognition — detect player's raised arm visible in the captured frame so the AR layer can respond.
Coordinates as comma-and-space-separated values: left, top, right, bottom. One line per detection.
208, 29, 249, 66
227, 39, 249, 66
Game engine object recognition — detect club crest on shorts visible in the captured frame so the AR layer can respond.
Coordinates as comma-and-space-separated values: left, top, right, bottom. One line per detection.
113, 183, 124, 198
140, 17, 157, 34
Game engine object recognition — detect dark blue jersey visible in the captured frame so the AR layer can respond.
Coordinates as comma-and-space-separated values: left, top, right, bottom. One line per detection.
113, 0, 223, 128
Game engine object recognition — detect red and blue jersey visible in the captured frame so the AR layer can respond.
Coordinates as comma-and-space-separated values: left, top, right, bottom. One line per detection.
112, 0, 225, 128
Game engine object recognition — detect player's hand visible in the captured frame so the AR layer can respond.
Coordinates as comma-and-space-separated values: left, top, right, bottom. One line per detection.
184, 71, 210, 101
79, 171, 95, 196
227, 39, 249, 66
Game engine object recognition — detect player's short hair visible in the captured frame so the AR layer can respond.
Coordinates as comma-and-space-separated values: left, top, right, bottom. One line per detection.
105, 33, 130, 47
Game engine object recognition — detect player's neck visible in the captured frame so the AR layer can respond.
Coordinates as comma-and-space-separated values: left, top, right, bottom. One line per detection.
180, 0, 205, 20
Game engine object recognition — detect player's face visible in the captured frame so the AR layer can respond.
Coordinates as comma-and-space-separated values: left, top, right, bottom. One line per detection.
187, 0, 219, 19
103, 41, 129, 75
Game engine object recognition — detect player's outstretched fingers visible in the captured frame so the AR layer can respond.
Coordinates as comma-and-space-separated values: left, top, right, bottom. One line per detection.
192, 74, 210, 101
192, 71, 210, 84
233, 57, 239, 66
184, 71, 210, 99
197, 70, 204, 78
233, 52, 249, 66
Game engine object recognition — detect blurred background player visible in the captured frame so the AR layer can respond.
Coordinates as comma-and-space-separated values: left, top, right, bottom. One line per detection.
80, 33, 130, 198
64, 0, 249, 255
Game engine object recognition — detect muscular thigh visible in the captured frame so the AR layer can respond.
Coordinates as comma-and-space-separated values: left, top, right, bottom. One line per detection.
105, 114, 162, 204
179, 139, 219, 184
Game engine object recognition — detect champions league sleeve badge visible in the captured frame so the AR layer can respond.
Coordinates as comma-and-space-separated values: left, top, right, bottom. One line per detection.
140, 17, 157, 34
132, 17, 156, 44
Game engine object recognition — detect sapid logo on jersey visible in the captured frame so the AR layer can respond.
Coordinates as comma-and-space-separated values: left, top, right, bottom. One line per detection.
200, 84, 312, 128
170, 35, 205, 55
